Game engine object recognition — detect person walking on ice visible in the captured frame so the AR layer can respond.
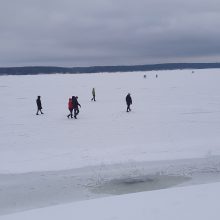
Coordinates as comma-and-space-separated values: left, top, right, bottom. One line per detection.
126, 93, 132, 112
36, 96, 44, 115
91, 88, 96, 101
67, 98, 73, 118
72, 96, 81, 119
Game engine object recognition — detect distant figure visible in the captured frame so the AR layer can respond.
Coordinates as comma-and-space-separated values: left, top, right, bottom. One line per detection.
143, 74, 147, 78
126, 93, 132, 112
91, 88, 96, 101
36, 96, 43, 115
72, 96, 81, 119
156, 74, 158, 78
67, 98, 73, 118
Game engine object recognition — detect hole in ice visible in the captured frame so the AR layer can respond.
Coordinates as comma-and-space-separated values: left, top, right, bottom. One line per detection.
91, 174, 191, 195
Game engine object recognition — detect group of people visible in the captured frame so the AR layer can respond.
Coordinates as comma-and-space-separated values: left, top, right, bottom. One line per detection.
67, 96, 81, 119
36, 88, 133, 118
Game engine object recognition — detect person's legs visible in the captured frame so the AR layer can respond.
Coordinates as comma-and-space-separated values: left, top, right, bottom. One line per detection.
91, 95, 96, 101
36, 108, 43, 115
67, 108, 73, 118
74, 108, 77, 119
36, 108, 41, 115
127, 104, 131, 112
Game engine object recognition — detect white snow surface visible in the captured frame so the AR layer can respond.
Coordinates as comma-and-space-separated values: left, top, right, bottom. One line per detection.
1, 69, 220, 219
1, 182, 219, 220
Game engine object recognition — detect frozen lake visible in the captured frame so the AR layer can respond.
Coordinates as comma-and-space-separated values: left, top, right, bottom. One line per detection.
1, 70, 220, 218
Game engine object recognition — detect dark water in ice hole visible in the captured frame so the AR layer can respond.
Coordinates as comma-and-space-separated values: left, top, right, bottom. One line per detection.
91, 174, 191, 195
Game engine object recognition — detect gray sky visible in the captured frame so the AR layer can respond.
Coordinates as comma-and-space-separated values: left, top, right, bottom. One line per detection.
0, 0, 220, 67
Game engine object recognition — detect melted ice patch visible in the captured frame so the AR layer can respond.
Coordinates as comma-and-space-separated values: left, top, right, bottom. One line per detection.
91, 174, 191, 195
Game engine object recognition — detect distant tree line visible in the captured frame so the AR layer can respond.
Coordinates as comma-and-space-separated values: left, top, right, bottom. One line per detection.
0, 63, 220, 75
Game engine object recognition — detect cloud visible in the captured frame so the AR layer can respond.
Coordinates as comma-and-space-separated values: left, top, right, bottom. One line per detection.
0, 0, 220, 66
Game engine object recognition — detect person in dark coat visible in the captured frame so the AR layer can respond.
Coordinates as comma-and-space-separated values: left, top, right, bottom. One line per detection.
91, 88, 96, 101
67, 98, 74, 118
36, 96, 44, 115
72, 96, 81, 119
126, 93, 132, 112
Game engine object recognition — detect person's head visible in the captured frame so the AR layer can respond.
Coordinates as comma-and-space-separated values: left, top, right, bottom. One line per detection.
69, 98, 72, 101
76, 96, 78, 99
37, 96, 41, 99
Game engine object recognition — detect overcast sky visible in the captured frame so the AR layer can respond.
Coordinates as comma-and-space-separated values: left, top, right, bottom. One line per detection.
0, 0, 220, 67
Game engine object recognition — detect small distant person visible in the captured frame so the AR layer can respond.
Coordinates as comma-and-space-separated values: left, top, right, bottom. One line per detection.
156, 74, 158, 78
91, 88, 96, 101
72, 96, 81, 119
143, 74, 147, 78
67, 98, 73, 118
36, 96, 43, 115
126, 93, 132, 112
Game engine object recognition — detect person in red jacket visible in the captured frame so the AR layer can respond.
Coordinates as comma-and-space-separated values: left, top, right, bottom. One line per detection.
67, 98, 74, 118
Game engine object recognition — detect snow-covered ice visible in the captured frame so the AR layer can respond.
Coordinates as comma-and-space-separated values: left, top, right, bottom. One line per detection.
0, 69, 220, 219
1, 182, 219, 220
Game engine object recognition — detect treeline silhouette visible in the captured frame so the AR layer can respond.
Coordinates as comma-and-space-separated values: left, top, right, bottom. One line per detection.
0, 63, 220, 75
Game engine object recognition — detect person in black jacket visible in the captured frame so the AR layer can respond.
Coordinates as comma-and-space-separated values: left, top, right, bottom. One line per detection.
36, 96, 44, 115
126, 93, 132, 112
72, 96, 81, 119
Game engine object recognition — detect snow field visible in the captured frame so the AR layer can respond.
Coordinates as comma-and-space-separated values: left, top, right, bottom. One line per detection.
1, 69, 220, 173
1, 69, 220, 219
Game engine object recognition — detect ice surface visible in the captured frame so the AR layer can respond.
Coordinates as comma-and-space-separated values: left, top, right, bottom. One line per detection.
1, 69, 220, 218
